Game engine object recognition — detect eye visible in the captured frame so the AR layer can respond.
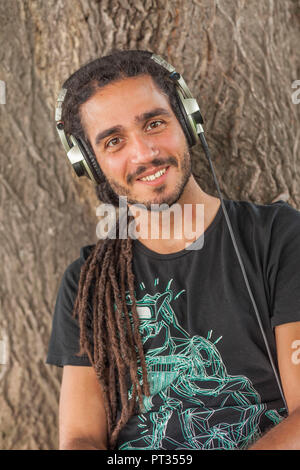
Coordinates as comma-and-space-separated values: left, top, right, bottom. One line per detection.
105, 136, 122, 148
146, 120, 164, 131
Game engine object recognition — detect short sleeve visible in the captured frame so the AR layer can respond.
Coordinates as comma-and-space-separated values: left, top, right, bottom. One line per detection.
269, 202, 300, 328
45, 245, 95, 368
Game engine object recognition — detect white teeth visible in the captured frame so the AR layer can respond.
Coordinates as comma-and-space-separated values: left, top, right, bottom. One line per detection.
140, 167, 167, 182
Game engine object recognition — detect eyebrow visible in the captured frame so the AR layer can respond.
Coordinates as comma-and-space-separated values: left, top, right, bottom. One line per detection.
94, 107, 172, 146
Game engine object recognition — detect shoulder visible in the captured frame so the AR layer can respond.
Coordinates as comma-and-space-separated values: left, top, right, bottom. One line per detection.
225, 199, 300, 253
226, 198, 300, 229
60, 243, 97, 294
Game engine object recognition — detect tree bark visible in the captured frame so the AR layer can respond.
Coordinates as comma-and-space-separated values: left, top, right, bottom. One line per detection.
0, 0, 299, 449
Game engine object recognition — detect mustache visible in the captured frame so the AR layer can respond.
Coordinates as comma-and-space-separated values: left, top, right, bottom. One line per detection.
128, 157, 178, 184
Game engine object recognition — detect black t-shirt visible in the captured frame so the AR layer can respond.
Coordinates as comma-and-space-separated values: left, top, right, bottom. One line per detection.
46, 199, 300, 450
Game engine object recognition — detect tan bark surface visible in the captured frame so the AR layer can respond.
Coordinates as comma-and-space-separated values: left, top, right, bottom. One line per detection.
0, 0, 299, 449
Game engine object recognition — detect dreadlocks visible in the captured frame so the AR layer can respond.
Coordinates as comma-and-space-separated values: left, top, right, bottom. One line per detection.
60, 49, 186, 449
72, 222, 149, 449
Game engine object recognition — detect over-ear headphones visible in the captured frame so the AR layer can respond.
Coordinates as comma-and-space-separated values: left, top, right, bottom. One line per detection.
55, 53, 204, 184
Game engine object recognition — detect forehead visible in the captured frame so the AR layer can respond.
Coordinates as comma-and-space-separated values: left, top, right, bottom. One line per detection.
80, 75, 173, 130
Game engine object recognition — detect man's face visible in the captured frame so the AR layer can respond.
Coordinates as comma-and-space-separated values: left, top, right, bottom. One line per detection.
80, 74, 192, 210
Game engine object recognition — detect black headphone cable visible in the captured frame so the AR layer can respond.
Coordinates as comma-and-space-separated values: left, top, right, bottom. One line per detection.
198, 131, 288, 413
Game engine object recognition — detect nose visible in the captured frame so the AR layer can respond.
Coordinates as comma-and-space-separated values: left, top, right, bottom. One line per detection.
129, 132, 159, 165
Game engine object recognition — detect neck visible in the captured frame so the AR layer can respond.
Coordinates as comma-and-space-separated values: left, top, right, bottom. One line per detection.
127, 176, 221, 254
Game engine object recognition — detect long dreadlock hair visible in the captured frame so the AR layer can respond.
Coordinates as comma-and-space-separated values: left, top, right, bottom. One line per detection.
60, 49, 189, 449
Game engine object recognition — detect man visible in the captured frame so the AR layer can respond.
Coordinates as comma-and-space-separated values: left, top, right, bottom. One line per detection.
46, 50, 300, 450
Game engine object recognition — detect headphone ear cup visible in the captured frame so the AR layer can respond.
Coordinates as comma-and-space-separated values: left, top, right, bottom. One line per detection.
76, 137, 105, 184
174, 93, 197, 148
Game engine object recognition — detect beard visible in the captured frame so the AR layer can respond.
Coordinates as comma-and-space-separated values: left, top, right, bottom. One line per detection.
99, 149, 192, 212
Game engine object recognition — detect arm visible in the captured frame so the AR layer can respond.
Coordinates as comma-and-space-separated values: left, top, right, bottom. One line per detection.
249, 321, 300, 450
59, 365, 108, 450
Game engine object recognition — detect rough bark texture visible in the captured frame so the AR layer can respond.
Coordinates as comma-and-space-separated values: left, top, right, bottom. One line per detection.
0, 0, 299, 450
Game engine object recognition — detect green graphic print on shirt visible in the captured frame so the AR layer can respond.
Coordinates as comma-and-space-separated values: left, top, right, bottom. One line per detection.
118, 278, 284, 450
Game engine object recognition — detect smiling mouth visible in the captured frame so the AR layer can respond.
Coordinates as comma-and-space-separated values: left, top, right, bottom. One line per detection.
137, 166, 169, 183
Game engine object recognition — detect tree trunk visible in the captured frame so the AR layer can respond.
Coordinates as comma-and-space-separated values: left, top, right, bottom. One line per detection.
0, 0, 299, 449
